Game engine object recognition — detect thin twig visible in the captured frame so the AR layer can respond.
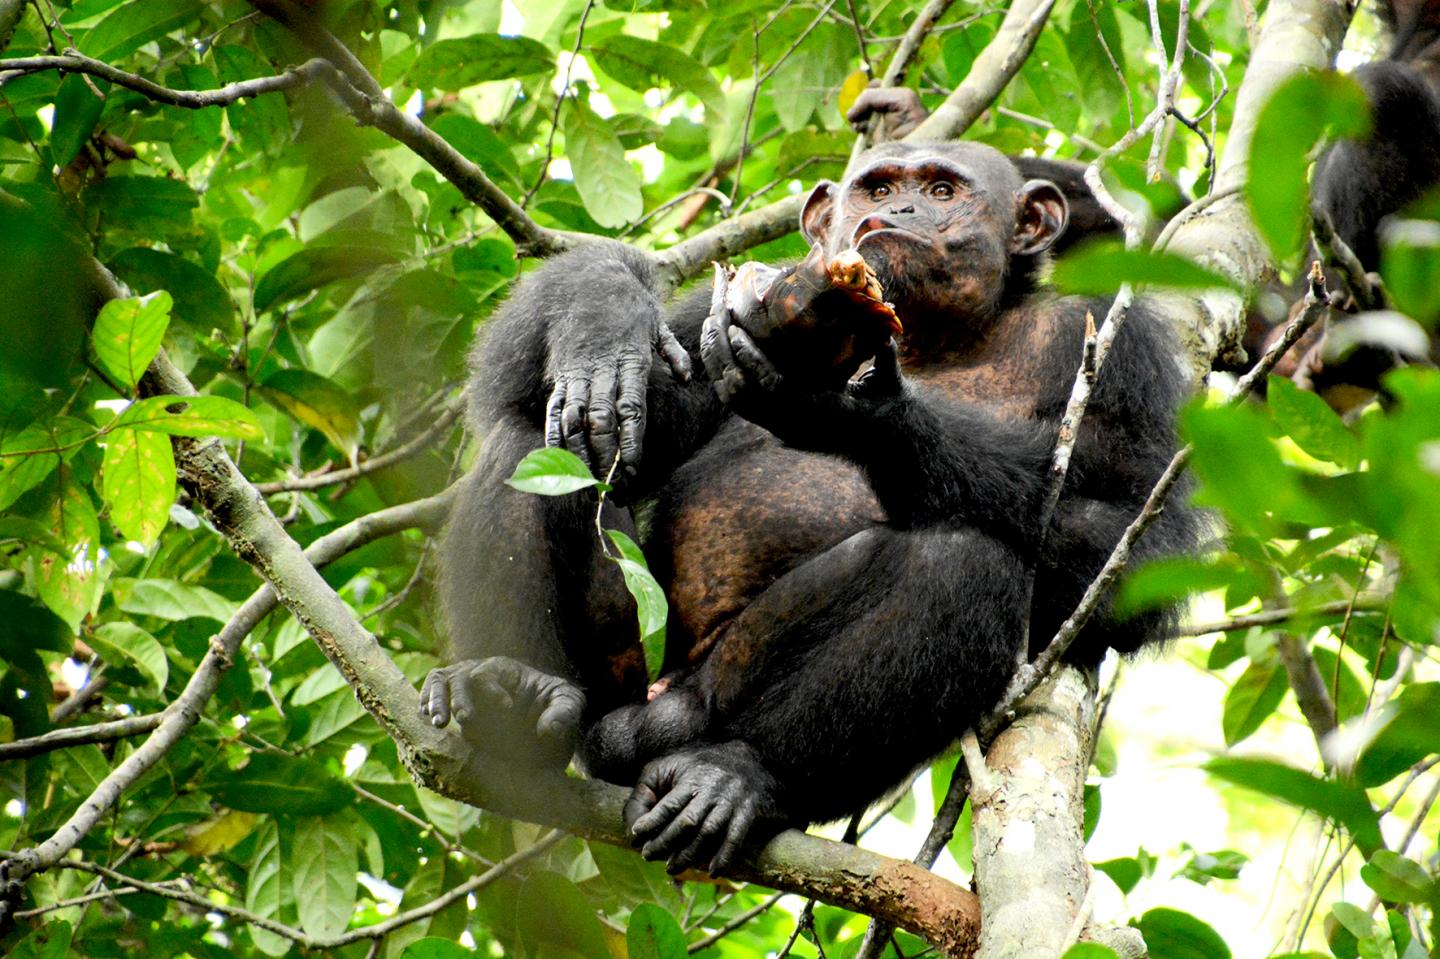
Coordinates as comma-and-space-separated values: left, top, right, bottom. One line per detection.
687, 891, 787, 954
521, 0, 596, 208
1177, 595, 1386, 636
0, 52, 329, 106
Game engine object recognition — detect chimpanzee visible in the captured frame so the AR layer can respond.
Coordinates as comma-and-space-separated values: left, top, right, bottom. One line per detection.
424, 140, 1199, 874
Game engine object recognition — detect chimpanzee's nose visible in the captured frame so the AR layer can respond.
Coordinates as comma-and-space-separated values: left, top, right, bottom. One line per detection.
889, 203, 915, 215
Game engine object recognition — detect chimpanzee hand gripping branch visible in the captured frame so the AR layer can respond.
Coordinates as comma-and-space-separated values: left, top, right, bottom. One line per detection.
422, 140, 1202, 875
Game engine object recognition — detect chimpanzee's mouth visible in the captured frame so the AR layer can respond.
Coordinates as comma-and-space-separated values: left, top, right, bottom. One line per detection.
850, 215, 931, 250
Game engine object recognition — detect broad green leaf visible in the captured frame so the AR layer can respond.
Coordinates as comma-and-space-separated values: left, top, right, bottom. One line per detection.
1050, 242, 1237, 295
210, 753, 353, 815
770, 22, 850, 131
407, 34, 555, 89
1205, 757, 1383, 855
515, 872, 609, 958
1182, 401, 1302, 534
0, 417, 94, 511
0, 592, 72, 671
113, 578, 237, 623
627, 903, 686, 959
101, 427, 175, 545
92, 291, 172, 390
33, 471, 102, 631
257, 369, 361, 462
293, 816, 359, 940
563, 98, 643, 229
1248, 71, 1371, 263
415, 787, 481, 841
82, 175, 199, 225
113, 394, 264, 441
0, 517, 67, 555
591, 35, 726, 118
245, 820, 295, 957
110, 247, 237, 335
1268, 376, 1361, 468
90, 622, 168, 693
1131, 907, 1230, 959
1360, 851, 1434, 903
399, 940, 473, 959
1221, 660, 1287, 747
428, 114, 523, 188
304, 686, 368, 747
182, 809, 260, 857
1355, 683, 1440, 786
253, 246, 404, 313
7, 920, 73, 959
507, 447, 606, 495
1095, 851, 1154, 895
607, 529, 668, 679
78, 0, 202, 61
1381, 219, 1440, 325
50, 74, 107, 168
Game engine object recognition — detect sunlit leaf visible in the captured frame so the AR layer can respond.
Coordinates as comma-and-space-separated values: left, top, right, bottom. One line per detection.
92, 291, 172, 390
562, 98, 643, 229
1051, 241, 1238, 295
101, 427, 175, 545
591, 35, 726, 119
506, 447, 606, 495
90, 622, 168, 693
113, 394, 265, 441
1221, 660, 1287, 747
257, 369, 361, 462
627, 903, 686, 959
407, 34, 555, 89
1205, 757, 1383, 855
293, 816, 359, 940
1131, 907, 1231, 959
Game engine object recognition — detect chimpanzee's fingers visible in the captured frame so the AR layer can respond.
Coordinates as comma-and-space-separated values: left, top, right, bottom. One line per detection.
545, 380, 567, 449
630, 780, 701, 841
655, 321, 692, 381
854, 338, 903, 399
419, 669, 450, 726
640, 793, 713, 862
447, 670, 481, 725
623, 783, 660, 833
587, 366, 620, 475
667, 800, 734, 874
726, 326, 783, 392
536, 686, 585, 744
708, 261, 729, 316
616, 353, 649, 476
560, 376, 593, 472
473, 658, 518, 712
709, 796, 758, 875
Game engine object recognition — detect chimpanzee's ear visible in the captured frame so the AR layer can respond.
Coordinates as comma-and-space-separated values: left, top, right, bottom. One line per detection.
801, 181, 839, 247
1011, 179, 1069, 256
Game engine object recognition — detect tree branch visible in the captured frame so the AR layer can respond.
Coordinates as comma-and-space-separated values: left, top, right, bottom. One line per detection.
1178, 596, 1385, 636
0, 53, 329, 107
0, 711, 162, 761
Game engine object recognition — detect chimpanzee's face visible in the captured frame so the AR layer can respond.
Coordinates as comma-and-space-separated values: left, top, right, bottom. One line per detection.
801, 143, 1068, 326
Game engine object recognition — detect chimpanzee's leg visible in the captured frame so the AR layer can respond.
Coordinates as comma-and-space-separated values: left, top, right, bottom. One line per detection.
587, 524, 1027, 873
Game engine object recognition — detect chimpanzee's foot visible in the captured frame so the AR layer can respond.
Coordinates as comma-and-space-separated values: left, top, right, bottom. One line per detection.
622, 741, 783, 876
420, 656, 585, 767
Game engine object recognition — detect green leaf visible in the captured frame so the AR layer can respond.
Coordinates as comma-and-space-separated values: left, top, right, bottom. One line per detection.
82, 175, 199, 225
101, 427, 175, 545
1221, 660, 1288, 746
210, 753, 353, 815
0, 592, 72, 669
770, 22, 849, 131
1131, 907, 1231, 959
50, 74, 108, 168
78, 0, 202, 61
257, 369, 361, 462
562, 98, 643, 229
627, 903, 687, 959
1050, 241, 1238, 295
1061, 946, 1121, 959
1360, 851, 1434, 903
113, 577, 237, 623
507, 447, 606, 495
110, 247, 237, 335
1205, 757, 1383, 855
428, 114, 523, 188
1174, 847, 1248, 886
7, 920, 73, 959
293, 815, 359, 940
33, 472, 102, 631
90, 622, 168, 693
253, 245, 404, 313
607, 529, 668, 680
591, 35, 726, 119
1380, 219, 1440, 325
399, 940, 474, 959
407, 34, 555, 89
112, 394, 264, 441
0, 417, 94, 511
1355, 683, 1440, 786
92, 291, 172, 390
515, 872, 609, 958
1248, 71, 1371, 263
245, 820, 295, 957
1095, 850, 1154, 894
1268, 376, 1361, 468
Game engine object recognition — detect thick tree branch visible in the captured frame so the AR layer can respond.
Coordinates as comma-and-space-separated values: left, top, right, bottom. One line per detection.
0, 53, 329, 107
0, 712, 162, 761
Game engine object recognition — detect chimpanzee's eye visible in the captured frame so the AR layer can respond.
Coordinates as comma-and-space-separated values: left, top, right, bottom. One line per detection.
871, 184, 892, 199
932, 182, 955, 200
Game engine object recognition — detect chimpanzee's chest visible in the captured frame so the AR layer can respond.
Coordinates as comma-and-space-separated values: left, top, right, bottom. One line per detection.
645, 418, 884, 665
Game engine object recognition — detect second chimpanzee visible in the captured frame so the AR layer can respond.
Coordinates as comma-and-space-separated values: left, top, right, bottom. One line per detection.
424, 140, 1200, 874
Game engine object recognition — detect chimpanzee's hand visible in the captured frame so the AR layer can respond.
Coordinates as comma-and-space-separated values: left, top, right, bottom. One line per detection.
420, 656, 586, 768
544, 310, 692, 484
622, 742, 781, 876
845, 86, 929, 140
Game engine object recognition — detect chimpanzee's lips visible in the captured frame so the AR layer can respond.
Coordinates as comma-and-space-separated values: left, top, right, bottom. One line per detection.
850, 215, 931, 250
